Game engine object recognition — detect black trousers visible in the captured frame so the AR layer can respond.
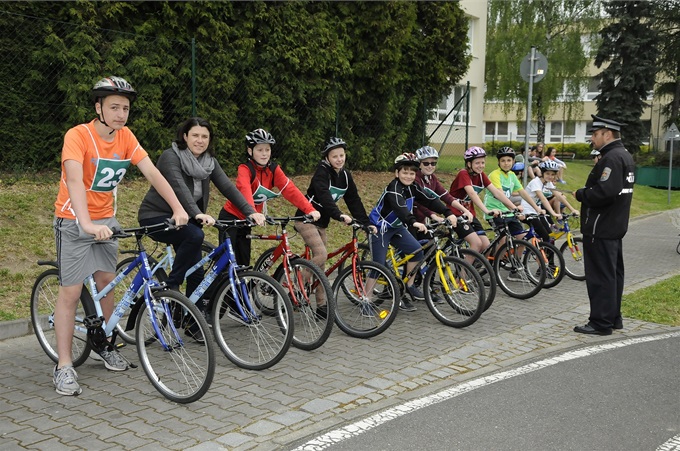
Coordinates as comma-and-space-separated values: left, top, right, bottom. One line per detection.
138, 216, 206, 305
582, 235, 624, 330
217, 209, 252, 266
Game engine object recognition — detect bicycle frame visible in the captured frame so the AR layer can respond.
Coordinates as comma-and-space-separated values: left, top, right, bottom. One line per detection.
82, 229, 179, 352
182, 223, 259, 322
550, 213, 582, 261
385, 223, 465, 294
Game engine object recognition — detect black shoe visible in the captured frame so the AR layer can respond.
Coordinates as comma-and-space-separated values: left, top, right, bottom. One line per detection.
400, 298, 417, 312
573, 324, 612, 336
316, 305, 328, 321
184, 319, 206, 344
613, 318, 623, 330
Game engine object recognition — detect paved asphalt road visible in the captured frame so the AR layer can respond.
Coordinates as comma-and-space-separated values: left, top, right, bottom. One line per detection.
1, 209, 679, 450
290, 332, 680, 451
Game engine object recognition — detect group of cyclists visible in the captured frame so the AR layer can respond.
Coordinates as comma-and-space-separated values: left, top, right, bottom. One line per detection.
51, 75, 580, 397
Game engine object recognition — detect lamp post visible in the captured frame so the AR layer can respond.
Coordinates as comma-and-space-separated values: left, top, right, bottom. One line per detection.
666, 123, 679, 205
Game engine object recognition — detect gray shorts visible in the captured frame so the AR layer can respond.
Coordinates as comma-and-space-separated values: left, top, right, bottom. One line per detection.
54, 217, 120, 286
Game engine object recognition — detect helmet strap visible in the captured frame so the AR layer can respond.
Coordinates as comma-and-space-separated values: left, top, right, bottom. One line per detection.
95, 98, 116, 135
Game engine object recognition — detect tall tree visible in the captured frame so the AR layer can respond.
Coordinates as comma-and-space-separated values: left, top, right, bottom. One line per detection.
594, 1, 660, 154
651, 0, 680, 134
485, 0, 601, 144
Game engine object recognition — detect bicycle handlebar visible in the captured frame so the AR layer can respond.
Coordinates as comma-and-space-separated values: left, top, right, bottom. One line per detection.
213, 218, 256, 230
111, 219, 177, 239
265, 214, 315, 226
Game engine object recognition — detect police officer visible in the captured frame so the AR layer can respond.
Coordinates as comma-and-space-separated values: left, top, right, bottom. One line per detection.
572, 115, 635, 335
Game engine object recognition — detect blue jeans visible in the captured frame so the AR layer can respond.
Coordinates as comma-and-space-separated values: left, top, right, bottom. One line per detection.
370, 225, 424, 268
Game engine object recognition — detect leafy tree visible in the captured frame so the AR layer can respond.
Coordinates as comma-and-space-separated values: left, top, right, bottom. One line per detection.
594, 1, 660, 154
485, 0, 601, 143
651, 0, 680, 132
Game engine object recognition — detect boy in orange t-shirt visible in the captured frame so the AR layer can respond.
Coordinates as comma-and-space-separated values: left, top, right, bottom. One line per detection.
52, 76, 189, 396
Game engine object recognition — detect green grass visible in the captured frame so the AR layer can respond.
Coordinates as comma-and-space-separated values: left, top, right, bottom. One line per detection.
622, 275, 680, 325
2, 160, 680, 326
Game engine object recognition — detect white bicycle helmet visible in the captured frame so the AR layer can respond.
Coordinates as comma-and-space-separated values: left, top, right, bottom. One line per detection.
415, 146, 439, 161
245, 128, 276, 148
539, 160, 561, 172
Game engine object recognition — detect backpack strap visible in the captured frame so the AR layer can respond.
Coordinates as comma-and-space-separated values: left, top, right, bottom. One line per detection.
246, 159, 279, 183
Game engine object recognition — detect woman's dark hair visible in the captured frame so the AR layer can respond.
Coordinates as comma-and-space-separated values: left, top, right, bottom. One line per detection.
546, 146, 557, 157
175, 117, 214, 156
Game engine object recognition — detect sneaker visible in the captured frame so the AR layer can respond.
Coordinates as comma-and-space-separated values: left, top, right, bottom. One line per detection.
97, 348, 131, 371
558, 179, 567, 184
400, 298, 417, 312
53, 365, 82, 396
507, 271, 524, 282
431, 294, 445, 304
361, 302, 375, 318
316, 305, 328, 321
184, 320, 206, 344
406, 284, 425, 301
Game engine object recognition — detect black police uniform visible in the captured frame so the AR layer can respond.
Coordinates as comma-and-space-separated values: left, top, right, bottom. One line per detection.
575, 118, 635, 333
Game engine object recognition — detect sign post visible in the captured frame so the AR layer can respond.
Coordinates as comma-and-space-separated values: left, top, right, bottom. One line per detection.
520, 48, 548, 185
666, 123, 679, 204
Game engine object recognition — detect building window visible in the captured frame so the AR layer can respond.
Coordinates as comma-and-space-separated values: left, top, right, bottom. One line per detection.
585, 76, 599, 101
429, 85, 468, 124
517, 121, 538, 137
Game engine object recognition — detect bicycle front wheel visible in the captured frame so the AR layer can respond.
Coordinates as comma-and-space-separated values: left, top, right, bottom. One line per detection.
135, 290, 215, 404
494, 240, 546, 299
333, 261, 399, 339
424, 256, 485, 328
560, 236, 586, 281
274, 258, 335, 351
212, 271, 294, 370
114, 256, 167, 345
31, 268, 91, 367
537, 241, 566, 289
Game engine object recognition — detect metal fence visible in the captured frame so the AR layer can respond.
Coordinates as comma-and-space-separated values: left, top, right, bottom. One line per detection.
0, 9, 469, 174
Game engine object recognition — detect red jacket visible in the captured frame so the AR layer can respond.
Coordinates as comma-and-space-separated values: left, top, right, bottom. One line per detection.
223, 161, 314, 219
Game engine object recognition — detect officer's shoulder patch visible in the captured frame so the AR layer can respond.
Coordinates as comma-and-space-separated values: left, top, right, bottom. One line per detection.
600, 167, 612, 181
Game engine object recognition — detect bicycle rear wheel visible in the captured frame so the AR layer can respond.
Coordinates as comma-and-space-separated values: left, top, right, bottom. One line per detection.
537, 241, 566, 289
31, 268, 91, 367
114, 256, 167, 345
333, 261, 399, 339
274, 258, 335, 351
212, 271, 294, 370
424, 256, 485, 328
494, 240, 546, 299
560, 236, 586, 281
135, 289, 215, 404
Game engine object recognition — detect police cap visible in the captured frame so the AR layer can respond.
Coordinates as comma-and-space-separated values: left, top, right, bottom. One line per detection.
588, 114, 625, 133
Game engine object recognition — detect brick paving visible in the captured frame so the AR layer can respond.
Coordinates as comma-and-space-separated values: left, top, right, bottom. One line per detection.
1, 209, 679, 450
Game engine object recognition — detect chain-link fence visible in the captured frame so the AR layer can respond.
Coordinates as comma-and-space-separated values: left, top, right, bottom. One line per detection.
0, 7, 469, 174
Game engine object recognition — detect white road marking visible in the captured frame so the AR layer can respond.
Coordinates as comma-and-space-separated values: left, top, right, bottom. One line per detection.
293, 331, 680, 451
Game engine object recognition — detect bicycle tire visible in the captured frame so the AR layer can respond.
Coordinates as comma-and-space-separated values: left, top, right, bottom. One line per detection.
494, 239, 546, 299
31, 268, 91, 367
252, 246, 279, 275
273, 258, 335, 351
114, 256, 167, 345
560, 236, 586, 281
536, 241, 566, 289
135, 289, 215, 404
333, 261, 399, 339
423, 256, 485, 328
211, 270, 294, 370
452, 247, 497, 312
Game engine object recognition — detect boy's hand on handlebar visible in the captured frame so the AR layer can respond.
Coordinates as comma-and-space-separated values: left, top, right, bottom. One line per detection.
488, 209, 502, 217
430, 213, 445, 224
413, 221, 427, 233
368, 225, 378, 235
445, 214, 458, 227
309, 210, 321, 222
248, 213, 266, 227
463, 211, 474, 221
85, 223, 113, 241
340, 214, 353, 225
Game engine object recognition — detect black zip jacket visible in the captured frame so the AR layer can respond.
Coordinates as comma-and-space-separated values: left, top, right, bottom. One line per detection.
575, 139, 635, 239
295, 161, 370, 229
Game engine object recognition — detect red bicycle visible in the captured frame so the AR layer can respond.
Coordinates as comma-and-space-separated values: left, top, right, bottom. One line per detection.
253, 219, 400, 339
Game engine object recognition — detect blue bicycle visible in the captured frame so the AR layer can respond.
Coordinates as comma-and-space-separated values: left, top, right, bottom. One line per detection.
116, 218, 294, 370
30, 221, 215, 403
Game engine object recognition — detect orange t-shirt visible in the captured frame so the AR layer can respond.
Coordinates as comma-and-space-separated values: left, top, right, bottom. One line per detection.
54, 120, 148, 220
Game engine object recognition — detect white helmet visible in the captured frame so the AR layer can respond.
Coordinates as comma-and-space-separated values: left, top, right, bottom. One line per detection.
415, 146, 439, 161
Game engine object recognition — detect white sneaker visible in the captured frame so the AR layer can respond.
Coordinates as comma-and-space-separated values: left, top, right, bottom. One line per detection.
97, 348, 131, 371
53, 365, 82, 396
